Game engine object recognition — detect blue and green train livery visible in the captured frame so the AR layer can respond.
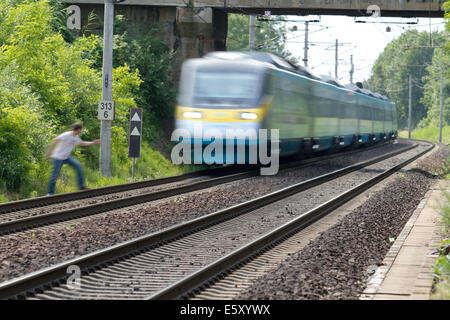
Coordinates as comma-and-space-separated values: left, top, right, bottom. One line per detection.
174, 51, 398, 163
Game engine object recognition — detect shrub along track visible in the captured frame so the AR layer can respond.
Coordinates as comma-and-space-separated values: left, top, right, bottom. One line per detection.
0, 141, 432, 299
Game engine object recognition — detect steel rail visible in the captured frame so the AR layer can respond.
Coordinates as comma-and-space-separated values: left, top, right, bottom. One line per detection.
147, 142, 434, 300
0, 141, 392, 215
0, 164, 253, 215
0, 142, 420, 299
0, 142, 395, 235
0, 170, 256, 235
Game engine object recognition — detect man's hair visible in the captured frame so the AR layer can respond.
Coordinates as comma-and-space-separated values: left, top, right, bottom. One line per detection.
72, 122, 83, 131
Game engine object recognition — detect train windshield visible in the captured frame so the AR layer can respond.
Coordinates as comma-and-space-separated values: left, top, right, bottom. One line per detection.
193, 71, 260, 106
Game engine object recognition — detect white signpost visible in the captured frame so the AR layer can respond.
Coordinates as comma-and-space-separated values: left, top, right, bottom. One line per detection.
98, 100, 115, 121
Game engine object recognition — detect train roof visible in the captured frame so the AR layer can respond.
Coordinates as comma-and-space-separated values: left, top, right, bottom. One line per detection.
344, 83, 391, 101
203, 51, 391, 102
204, 51, 321, 80
319, 75, 345, 88
345, 83, 362, 93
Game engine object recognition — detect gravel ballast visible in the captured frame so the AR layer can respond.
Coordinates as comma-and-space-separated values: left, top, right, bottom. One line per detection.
0, 140, 427, 283
235, 144, 449, 300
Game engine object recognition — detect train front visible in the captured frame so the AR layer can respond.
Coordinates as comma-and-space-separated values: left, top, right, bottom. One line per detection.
174, 53, 268, 165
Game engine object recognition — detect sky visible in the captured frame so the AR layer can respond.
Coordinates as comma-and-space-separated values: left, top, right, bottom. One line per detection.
278, 15, 446, 85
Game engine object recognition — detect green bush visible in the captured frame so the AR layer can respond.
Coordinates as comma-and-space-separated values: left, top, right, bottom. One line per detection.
0, 0, 199, 201
111, 19, 177, 145
0, 0, 146, 199
0, 63, 52, 195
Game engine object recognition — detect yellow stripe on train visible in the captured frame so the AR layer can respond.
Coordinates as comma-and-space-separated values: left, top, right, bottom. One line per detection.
175, 96, 273, 123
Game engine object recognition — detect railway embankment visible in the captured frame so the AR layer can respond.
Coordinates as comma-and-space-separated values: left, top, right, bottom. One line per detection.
1, 140, 447, 300
235, 143, 449, 300
361, 178, 449, 299
0, 141, 412, 283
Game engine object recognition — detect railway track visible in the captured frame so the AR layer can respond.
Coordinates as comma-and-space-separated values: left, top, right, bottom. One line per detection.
0, 142, 393, 236
0, 164, 255, 215
0, 141, 432, 299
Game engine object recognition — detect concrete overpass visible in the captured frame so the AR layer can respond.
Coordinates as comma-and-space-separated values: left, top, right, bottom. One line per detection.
65, 0, 446, 18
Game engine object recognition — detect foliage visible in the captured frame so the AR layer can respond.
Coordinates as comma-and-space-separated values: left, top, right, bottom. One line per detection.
442, 158, 450, 181
0, 0, 103, 127
371, 2, 450, 130
418, 47, 450, 128
227, 14, 296, 63
110, 18, 177, 145
419, 0, 450, 128
0, 63, 52, 194
0, 0, 155, 199
368, 30, 446, 129
445, 1, 450, 36
431, 188, 450, 299
0, 0, 194, 202
398, 126, 450, 145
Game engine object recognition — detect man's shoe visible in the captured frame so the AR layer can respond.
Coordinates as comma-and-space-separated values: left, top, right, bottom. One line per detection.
79, 186, 91, 191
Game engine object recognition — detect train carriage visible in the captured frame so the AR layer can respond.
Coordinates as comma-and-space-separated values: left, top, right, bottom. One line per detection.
174, 51, 397, 165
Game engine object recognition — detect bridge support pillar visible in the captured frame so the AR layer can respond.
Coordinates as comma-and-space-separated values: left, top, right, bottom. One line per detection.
175, 7, 227, 59
76, 5, 227, 78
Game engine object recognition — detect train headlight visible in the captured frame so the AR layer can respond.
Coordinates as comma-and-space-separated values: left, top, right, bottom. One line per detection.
240, 112, 258, 120
183, 111, 202, 119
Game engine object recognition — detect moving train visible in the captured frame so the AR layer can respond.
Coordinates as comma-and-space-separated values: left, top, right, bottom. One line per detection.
174, 51, 398, 165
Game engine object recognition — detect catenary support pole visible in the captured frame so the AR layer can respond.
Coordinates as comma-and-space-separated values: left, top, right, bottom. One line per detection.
335, 39, 338, 79
303, 21, 309, 67
249, 15, 255, 50
100, 0, 114, 176
408, 74, 412, 139
350, 54, 354, 84
440, 68, 443, 143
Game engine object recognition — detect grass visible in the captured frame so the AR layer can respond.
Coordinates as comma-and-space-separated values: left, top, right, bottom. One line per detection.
0, 141, 208, 202
431, 158, 450, 300
398, 125, 450, 145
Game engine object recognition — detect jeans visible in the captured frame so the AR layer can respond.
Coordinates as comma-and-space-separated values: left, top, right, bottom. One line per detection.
47, 157, 85, 195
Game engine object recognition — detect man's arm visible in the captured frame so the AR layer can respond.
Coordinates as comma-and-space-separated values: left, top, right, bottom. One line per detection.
79, 139, 100, 147
45, 138, 60, 158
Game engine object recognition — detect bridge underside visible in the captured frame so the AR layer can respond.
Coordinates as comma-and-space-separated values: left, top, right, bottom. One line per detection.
222, 8, 444, 18
66, 1, 446, 18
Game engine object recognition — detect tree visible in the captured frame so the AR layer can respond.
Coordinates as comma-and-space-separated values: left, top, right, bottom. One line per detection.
227, 14, 296, 62
418, 1, 450, 127
368, 30, 445, 129
111, 19, 177, 145
419, 47, 450, 127
0, 0, 142, 196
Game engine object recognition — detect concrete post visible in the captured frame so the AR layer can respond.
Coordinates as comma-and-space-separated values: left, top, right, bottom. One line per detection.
408, 74, 412, 139
350, 54, 354, 84
100, 0, 114, 176
249, 15, 255, 50
303, 21, 309, 67
439, 68, 443, 143
335, 39, 338, 79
